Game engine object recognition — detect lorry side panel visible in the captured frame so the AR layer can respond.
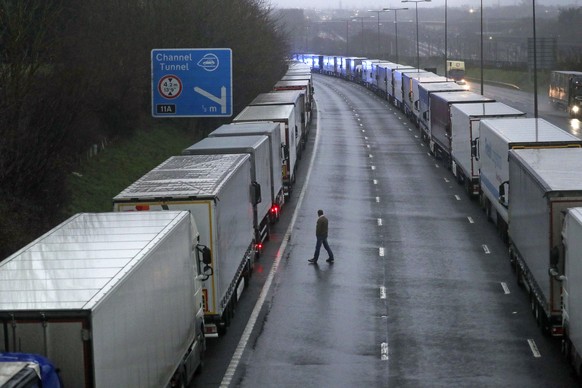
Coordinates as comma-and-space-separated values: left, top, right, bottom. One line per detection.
91, 213, 196, 387
0, 212, 198, 387
563, 208, 582, 365
113, 155, 254, 322
508, 154, 552, 304
207, 123, 284, 210
509, 148, 582, 331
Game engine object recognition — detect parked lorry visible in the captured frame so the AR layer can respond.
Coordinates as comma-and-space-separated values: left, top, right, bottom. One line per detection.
273, 79, 313, 115
370, 61, 394, 95
379, 64, 413, 103
392, 68, 427, 109
479, 118, 582, 240
250, 90, 309, 148
182, 136, 272, 253
0, 353, 62, 388
450, 102, 524, 195
403, 73, 449, 119
113, 154, 256, 337
0, 211, 208, 387
417, 81, 466, 141
429, 91, 494, 163
233, 104, 298, 196
562, 207, 582, 374
508, 148, 582, 336
361, 59, 382, 88
446, 60, 465, 82
548, 70, 582, 118
208, 122, 285, 220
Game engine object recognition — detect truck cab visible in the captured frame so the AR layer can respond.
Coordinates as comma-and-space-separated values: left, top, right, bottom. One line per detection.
0, 353, 62, 388
568, 76, 582, 118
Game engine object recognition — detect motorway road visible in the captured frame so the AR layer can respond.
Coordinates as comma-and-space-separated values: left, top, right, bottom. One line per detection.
192, 74, 578, 387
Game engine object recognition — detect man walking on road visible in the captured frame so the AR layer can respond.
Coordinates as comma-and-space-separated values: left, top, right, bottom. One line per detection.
308, 209, 334, 264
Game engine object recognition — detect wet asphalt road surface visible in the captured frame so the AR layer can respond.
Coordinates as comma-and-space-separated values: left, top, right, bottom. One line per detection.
192, 74, 579, 388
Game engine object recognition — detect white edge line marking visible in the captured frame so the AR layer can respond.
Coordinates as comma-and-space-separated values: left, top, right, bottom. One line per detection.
501, 282, 510, 294
381, 342, 389, 360
380, 286, 386, 299
220, 92, 322, 387
455, 195, 461, 201
467, 216, 474, 224
527, 339, 542, 358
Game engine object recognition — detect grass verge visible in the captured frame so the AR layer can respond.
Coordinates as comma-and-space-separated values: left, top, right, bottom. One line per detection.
65, 122, 202, 215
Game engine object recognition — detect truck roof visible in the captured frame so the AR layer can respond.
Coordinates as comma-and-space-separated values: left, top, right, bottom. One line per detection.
273, 80, 309, 88
452, 102, 524, 117
419, 82, 466, 93
114, 154, 249, 199
406, 73, 448, 82
431, 91, 494, 103
509, 148, 582, 192
250, 90, 303, 106
480, 118, 581, 144
182, 135, 268, 155
210, 122, 280, 136
0, 212, 189, 311
234, 104, 294, 122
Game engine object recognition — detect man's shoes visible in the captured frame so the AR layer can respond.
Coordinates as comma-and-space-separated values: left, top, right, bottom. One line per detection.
308, 258, 317, 264
326, 258, 334, 263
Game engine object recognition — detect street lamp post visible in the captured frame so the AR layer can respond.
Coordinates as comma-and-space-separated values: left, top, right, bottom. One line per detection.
351, 16, 366, 56
402, 0, 431, 70
383, 7, 408, 64
445, 0, 449, 77
480, 0, 484, 95
532, 0, 538, 118
368, 10, 386, 58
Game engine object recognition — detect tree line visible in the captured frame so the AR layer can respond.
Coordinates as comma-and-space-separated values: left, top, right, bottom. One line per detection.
0, 0, 290, 258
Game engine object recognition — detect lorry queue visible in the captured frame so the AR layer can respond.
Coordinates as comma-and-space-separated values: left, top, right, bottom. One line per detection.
0, 62, 313, 387
298, 52, 582, 379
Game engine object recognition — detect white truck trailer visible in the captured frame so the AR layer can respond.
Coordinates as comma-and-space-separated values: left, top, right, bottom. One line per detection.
429, 91, 494, 165
233, 104, 298, 197
478, 118, 582, 240
403, 73, 448, 120
182, 135, 272, 253
417, 81, 466, 142
273, 79, 313, 119
562, 207, 582, 374
250, 90, 309, 149
508, 148, 582, 336
392, 69, 427, 110
113, 154, 256, 337
0, 211, 207, 387
449, 102, 524, 195
208, 122, 285, 219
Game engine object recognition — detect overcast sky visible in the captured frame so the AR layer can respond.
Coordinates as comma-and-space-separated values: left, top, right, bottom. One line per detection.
268, 0, 580, 8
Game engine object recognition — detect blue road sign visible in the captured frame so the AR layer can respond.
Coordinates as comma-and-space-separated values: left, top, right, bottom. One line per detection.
151, 48, 233, 117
